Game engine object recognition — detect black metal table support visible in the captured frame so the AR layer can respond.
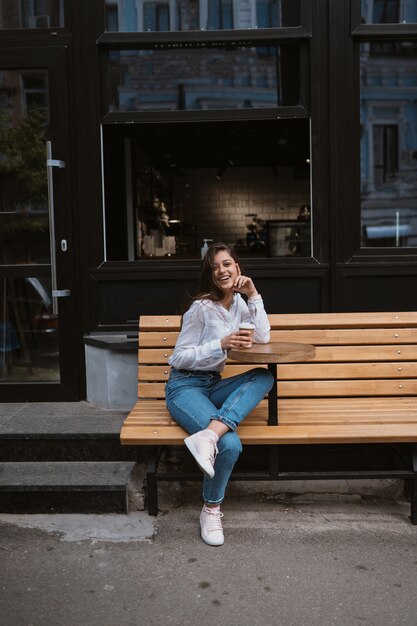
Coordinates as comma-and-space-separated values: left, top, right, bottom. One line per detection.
267, 362, 278, 425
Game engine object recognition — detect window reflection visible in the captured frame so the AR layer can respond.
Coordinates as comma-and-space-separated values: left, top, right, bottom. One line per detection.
360, 41, 417, 248
0, 69, 58, 383
0, 276, 59, 382
0, 0, 64, 30
0, 70, 50, 264
143, 2, 170, 31
361, 0, 417, 24
104, 0, 300, 32
107, 45, 299, 112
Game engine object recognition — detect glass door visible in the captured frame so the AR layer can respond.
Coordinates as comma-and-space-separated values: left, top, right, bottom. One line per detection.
0, 47, 79, 400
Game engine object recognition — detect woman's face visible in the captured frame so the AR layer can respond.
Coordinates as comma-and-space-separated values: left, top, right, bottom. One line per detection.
212, 250, 240, 294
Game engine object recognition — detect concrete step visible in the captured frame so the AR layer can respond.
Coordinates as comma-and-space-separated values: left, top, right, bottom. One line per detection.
0, 403, 137, 462
0, 461, 137, 513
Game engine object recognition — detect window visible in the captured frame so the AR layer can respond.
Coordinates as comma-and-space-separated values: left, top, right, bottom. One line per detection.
373, 124, 398, 185
102, 119, 311, 260
103, 0, 300, 32
256, 0, 280, 28
100, 0, 310, 261
21, 72, 49, 113
106, 45, 299, 113
361, 0, 417, 24
105, 2, 118, 31
0, 0, 64, 30
208, 0, 233, 30
372, 0, 399, 23
360, 40, 417, 248
143, 2, 170, 31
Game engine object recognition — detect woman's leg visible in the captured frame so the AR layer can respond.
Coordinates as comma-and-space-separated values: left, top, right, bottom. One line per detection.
199, 431, 242, 547
166, 372, 224, 479
202, 430, 242, 504
166, 373, 217, 433
200, 368, 272, 504
166, 368, 273, 495
166, 368, 271, 495
209, 367, 274, 432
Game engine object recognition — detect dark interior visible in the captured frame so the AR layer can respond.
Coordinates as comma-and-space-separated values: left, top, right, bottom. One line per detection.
106, 118, 310, 170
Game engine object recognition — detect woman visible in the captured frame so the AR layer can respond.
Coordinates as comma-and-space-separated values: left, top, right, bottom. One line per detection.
165, 242, 273, 546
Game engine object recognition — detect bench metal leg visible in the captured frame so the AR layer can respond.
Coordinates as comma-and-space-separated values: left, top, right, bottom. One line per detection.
146, 447, 159, 516
268, 445, 280, 479
410, 444, 417, 525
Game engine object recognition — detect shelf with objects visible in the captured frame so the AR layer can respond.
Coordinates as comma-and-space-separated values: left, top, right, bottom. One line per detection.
266, 205, 311, 257
134, 151, 196, 259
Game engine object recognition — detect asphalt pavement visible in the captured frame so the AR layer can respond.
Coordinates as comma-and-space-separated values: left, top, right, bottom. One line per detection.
1, 494, 417, 626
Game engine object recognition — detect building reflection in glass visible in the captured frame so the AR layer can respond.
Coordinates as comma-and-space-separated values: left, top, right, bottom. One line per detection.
361, 0, 417, 24
107, 45, 299, 112
360, 37, 417, 248
0, 68, 59, 382
0, 0, 64, 30
105, 0, 300, 32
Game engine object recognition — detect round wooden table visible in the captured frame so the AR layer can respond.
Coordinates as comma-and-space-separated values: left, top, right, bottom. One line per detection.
228, 341, 316, 425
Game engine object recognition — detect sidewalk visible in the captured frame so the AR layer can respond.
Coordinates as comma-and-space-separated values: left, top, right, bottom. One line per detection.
1, 401, 417, 624
1, 496, 417, 626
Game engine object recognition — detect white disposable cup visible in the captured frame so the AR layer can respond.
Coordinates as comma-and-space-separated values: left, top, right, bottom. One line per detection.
238, 322, 255, 345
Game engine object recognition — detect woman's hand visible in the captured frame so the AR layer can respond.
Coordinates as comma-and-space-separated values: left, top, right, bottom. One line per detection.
232, 274, 258, 299
221, 330, 253, 351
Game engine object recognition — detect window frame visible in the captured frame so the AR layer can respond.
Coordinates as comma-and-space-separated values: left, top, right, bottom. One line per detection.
97, 0, 313, 123
330, 0, 417, 264
95, 0, 328, 268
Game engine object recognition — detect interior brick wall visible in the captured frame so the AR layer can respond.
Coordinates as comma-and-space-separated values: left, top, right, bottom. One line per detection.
171, 166, 310, 251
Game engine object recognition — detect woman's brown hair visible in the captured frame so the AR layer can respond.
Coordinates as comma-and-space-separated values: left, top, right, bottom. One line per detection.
181, 242, 241, 313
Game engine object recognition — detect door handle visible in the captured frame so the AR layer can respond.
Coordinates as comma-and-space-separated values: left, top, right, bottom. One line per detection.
46, 141, 71, 316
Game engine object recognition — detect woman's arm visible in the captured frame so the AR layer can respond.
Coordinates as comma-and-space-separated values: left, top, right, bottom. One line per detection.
168, 302, 227, 370
235, 283, 270, 344
247, 295, 270, 344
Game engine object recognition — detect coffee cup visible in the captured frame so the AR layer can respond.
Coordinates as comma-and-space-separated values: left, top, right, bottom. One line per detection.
238, 322, 255, 347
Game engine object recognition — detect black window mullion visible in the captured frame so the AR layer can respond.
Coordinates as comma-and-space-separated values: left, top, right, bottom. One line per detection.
96, 26, 311, 47
352, 24, 417, 38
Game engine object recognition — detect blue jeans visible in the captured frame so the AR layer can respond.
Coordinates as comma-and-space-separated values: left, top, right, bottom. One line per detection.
165, 367, 274, 505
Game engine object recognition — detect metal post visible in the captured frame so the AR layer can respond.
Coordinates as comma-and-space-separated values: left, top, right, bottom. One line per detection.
410, 444, 417, 525
268, 363, 278, 425
46, 141, 70, 315
268, 445, 280, 479
146, 447, 159, 516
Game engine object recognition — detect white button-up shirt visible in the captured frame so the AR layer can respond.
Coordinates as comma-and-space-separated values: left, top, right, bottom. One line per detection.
168, 293, 270, 372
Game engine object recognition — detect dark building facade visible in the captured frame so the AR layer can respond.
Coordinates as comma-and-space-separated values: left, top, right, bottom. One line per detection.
0, 0, 416, 401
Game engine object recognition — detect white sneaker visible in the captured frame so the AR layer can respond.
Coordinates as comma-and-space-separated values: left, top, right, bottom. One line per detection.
200, 506, 224, 546
184, 431, 218, 479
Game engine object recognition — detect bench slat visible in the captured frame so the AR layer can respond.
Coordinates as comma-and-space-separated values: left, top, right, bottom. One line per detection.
138, 364, 268, 381
138, 345, 417, 364
313, 345, 417, 361
121, 423, 417, 445
138, 312, 417, 331
278, 380, 417, 397
137, 379, 417, 399
138, 349, 174, 364
139, 316, 182, 331
125, 397, 417, 423
138, 328, 417, 348
137, 362, 417, 381
270, 328, 417, 345
268, 312, 417, 329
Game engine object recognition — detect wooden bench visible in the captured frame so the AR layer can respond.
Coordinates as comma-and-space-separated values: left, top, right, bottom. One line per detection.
120, 312, 417, 522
